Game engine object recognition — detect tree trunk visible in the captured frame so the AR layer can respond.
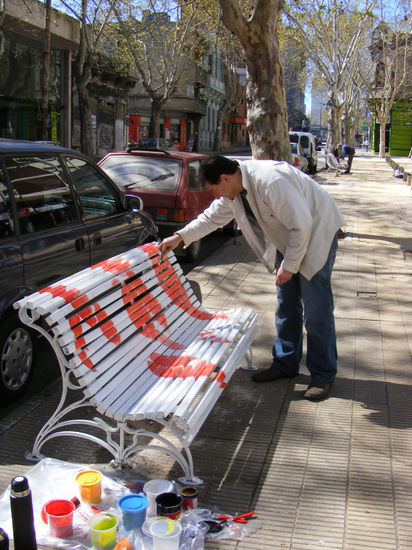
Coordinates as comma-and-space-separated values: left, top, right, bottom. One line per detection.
378, 117, 386, 158
326, 91, 343, 152
72, 0, 95, 158
213, 103, 229, 152
76, 78, 94, 157
219, 0, 290, 161
73, 51, 94, 158
244, 37, 290, 160
342, 115, 355, 147
149, 98, 163, 138
41, 0, 51, 141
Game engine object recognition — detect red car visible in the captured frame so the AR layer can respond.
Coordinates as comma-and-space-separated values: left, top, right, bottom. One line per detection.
99, 148, 214, 260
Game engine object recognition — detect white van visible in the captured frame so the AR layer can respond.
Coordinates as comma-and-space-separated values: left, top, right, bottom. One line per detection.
289, 132, 319, 174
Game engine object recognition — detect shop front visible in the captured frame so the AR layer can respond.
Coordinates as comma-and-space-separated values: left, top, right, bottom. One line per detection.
129, 114, 190, 151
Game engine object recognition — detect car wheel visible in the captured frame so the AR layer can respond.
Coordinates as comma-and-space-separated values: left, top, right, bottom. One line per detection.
223, 219, 241, 236
0, 312, 35, 402
185, 239, 202, 262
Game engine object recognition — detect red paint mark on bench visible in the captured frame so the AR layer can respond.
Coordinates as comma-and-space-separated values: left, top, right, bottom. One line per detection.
39, 285, 80, 303
213, 371, 227, 388
151, 257, 215, 321
149, 352, 216, 379
93, 257, 131, 273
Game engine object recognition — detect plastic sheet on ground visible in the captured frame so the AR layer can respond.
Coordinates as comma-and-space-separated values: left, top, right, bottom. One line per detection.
0, 457, 260, 549
0, 457, 131, 549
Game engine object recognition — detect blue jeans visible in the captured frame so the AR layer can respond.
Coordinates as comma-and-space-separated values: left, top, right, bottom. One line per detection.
272, 234, 338, 384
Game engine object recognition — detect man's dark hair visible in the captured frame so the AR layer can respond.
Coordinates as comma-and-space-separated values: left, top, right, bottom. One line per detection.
199, 155, 239, 186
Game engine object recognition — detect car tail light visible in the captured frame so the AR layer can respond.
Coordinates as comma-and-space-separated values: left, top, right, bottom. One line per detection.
155, 207, 186, 223
293, 156, 299, 166
169, 209, 185, 223
156, 207, 168, 220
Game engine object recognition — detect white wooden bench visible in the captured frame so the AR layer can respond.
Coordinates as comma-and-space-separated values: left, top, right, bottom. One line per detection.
15, 242, 259, 484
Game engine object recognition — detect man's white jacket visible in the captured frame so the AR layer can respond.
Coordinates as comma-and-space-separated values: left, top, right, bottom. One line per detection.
178, 160, 346, 281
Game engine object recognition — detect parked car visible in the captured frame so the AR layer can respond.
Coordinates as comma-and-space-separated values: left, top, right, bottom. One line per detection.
290, 142, 309, 173
289, 131, 319, 174
99, 147, 231, 262
0, 138, 158, 402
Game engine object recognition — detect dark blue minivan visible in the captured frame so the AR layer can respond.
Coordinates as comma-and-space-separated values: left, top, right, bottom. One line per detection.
0, 139, 158, 402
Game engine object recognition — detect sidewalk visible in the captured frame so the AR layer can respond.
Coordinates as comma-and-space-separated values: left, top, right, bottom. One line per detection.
1, 153, 412, 549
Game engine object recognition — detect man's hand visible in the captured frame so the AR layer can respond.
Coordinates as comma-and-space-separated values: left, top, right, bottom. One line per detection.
159, 233, 183, 259
275, 266, 293, 286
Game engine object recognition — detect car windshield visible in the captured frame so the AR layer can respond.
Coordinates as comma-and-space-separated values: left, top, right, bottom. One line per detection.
101, 156, 181, 191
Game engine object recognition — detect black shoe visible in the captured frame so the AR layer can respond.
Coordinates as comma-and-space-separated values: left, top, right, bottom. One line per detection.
303, 383, 332, 401
252, 367, 297, 383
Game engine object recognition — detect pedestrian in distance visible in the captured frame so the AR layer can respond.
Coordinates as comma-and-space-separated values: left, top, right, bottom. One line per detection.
159, 155, 345, 401
325, 146, 345, 175
338, 143, 355, 174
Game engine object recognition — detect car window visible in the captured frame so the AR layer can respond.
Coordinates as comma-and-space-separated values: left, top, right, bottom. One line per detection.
289, 134, 299, 144
187, 161, 202, 191
300, 136, 310, 148
0, 166, 15, 239
4, 156, 77, 234
101, 156, 181, 191
290, 143, 298, 154
64, 156, 121, 220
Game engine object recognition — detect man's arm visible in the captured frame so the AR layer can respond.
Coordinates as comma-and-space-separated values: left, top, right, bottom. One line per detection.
159, 197, 234, 258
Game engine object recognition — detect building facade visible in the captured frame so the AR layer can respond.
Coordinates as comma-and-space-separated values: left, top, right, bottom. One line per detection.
128, 40, 226, 152
0, 0, 77, 144
310, 87, 328, 138
369, 24, 412, 156
1, 0, 130, 158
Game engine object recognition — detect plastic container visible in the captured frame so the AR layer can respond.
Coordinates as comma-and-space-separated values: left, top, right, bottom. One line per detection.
88, 512, 118, 550
76, 470, 102, 504
143, 479, 174, 518
150, 517, 181, 550
42, 499, 75, 538
117, 494, 148, 530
